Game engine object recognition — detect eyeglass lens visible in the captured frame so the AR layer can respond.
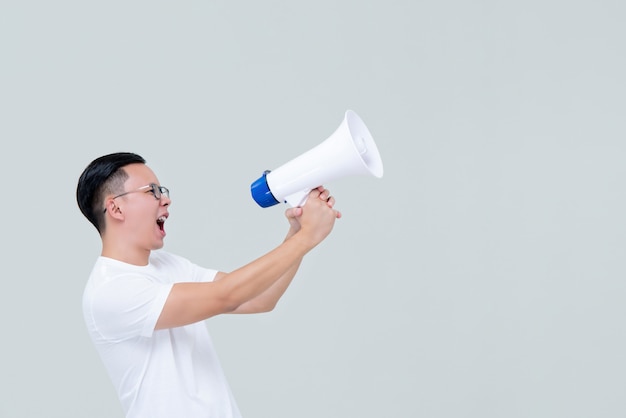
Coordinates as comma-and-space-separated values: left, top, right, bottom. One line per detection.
151, 184, 169, 199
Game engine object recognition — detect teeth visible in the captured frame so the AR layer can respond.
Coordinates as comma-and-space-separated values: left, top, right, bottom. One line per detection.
157, 216, 166, 223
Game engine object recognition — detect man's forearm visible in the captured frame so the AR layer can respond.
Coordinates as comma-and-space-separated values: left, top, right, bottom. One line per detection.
215, 232, 313, 308
229, 254, 303, 314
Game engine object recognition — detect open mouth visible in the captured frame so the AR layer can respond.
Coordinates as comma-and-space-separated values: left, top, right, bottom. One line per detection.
157, 216, 166, 232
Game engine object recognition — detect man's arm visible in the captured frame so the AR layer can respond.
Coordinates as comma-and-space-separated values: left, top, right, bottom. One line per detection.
227, 188, 340, 314
217, 254, 302, 314
155, 187, 339, 329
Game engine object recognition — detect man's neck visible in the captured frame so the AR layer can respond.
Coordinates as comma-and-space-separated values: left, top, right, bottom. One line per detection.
101, 240, 151, 266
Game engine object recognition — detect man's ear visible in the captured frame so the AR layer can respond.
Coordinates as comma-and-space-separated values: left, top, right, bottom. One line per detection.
104, 199, 124, 220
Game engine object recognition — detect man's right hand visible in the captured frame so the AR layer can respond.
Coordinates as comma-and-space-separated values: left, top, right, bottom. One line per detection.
294, 186, 341, 248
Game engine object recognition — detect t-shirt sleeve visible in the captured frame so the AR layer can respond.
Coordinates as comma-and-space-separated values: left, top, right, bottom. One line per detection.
86, 252, 218, 340
190, 263, 218, 283
89, 274, 173, 340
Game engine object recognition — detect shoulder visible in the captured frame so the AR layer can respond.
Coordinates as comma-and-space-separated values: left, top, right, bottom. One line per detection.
149, 250, 192, 269
150, 250, 219, 283
87, 256, 140, 285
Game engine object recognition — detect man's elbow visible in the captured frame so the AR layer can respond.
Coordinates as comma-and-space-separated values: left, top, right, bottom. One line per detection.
257, 301, 277, 313
231, 299, 277, 314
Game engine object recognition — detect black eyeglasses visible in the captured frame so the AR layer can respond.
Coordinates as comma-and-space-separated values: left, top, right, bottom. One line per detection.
104, 183, 170, 213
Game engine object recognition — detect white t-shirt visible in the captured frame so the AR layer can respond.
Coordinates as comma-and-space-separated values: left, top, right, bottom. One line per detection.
83, 250, 242, 418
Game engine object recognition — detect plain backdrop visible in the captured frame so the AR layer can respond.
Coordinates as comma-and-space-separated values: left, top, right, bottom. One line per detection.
1, 1, 625, 417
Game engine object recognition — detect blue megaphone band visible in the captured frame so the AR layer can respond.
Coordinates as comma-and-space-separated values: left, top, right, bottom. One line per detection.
251, 170, 280, 208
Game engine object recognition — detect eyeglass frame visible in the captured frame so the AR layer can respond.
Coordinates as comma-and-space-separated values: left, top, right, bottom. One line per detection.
103, 183, 170, 213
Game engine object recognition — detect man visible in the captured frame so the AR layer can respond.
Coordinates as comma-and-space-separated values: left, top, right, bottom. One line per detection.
76, 152, 340, 418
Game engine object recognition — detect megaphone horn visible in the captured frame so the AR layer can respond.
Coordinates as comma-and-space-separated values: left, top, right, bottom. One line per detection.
251, 110, 384, 208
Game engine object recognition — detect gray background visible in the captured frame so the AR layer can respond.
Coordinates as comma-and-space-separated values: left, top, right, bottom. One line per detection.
1, 1, 625, 417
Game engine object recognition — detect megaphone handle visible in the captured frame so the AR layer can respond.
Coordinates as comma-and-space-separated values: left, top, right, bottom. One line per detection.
284, 190, 310, 207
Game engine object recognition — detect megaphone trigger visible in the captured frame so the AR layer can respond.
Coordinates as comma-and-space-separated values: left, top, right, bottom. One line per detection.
283, 189, 311, 208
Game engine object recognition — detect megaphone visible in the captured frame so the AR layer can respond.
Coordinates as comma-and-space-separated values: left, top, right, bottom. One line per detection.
250, 110, 384, 207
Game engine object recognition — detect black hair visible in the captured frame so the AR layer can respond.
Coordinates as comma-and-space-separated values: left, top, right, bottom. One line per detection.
76, 152, 146, 234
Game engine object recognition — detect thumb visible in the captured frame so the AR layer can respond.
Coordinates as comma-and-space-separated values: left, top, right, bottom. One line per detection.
285, 206, 303, 220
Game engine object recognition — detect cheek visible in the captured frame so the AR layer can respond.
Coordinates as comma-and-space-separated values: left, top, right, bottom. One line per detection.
126, 207, 155, 231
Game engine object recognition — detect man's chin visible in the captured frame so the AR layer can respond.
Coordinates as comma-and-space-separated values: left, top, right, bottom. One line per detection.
152, 241, 165, 250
